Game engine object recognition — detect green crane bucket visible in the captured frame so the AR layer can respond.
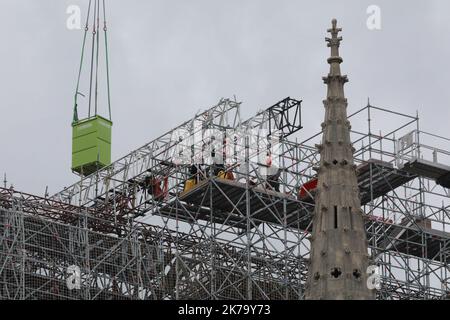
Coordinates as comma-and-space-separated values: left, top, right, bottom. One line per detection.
71, 115, 112, 176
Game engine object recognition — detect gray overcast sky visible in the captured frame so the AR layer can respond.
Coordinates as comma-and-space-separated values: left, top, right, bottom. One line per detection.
0, 0, 449, 195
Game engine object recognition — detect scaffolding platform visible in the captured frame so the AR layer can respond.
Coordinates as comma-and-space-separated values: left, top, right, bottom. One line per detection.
173, 160, 416, 229
175, 178, 313, 230
373, 218, 450, 262
357, 159, 417, 205
173, 169, 449, 263
401, 159, 450, 188
299, 159, 416, 205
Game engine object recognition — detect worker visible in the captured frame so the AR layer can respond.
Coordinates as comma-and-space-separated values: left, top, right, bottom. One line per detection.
298, 177, 318, 200
266, 168, 281, 192
212, 162, 234, 180
184, 164, 199, 192
144, 174, 168, 200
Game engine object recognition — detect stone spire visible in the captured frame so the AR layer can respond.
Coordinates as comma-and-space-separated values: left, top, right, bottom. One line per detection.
304, 19, 374, 300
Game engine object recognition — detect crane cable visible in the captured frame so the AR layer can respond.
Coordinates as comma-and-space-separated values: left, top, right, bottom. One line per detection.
94, 0, 100, 116
103, 0, 112, 121
74, 0, 111, 122
87, 0, 97, 118
73, 0, 92, 123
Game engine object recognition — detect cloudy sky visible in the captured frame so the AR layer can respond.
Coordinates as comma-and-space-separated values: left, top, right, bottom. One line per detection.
0, 0, 449, 195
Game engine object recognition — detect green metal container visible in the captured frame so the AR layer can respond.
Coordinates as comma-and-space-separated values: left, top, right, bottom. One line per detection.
71, 115, 112, 176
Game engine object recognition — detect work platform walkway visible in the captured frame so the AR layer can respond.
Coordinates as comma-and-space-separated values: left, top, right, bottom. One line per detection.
297, 159, 416, 206
373, 217, 450, 263
161, 162, 449, 263
402, 158, 450, 188
168, 159, 416, 229
148, 177, 310, 230
357, 159, 417, 205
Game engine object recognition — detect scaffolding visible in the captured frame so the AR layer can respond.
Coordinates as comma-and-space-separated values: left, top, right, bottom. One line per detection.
1, 98, 449, 299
